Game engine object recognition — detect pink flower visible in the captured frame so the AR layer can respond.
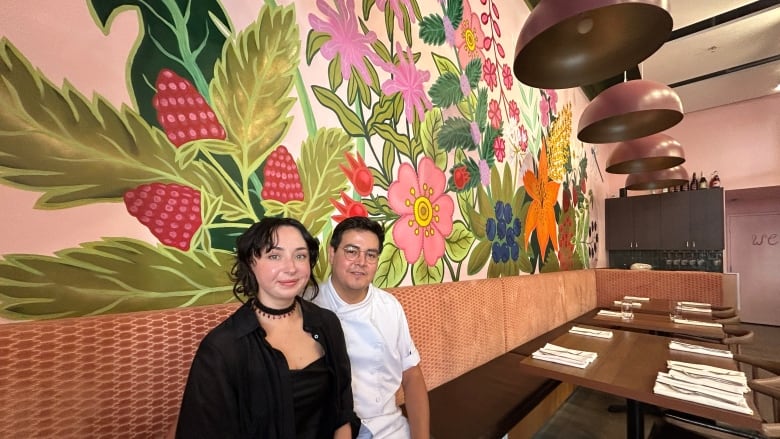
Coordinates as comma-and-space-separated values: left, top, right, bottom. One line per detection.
460, 73, 471, 96
502, 64, 513, 89
479, 159, 490, 186
540, 96, 551, 128
545, 89, 558, 112
388, 157, 454, 265
381, 43, 432, 124
519, 125, 529, 152
488, 99, 502, 128
309, 0, 385, 84
508, 100, 520, 120
483, 58, 497, 90
377, 0, 415, 28
470, 121, 481, 146
493, 136, 506, 162
455, 0, 485, 68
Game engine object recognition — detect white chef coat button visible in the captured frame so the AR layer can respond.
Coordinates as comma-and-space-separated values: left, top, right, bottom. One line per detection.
375, 396, 381, 403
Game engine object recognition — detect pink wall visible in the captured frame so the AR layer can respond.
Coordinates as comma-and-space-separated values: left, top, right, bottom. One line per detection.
603, 92, 780, 197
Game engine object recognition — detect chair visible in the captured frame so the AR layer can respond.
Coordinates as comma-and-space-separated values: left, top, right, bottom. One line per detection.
722, 328, 755, 355
652, 357, 780, 438
712, 307, 738, 319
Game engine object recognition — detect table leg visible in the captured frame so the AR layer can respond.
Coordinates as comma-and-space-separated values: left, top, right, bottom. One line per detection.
626, 399, 644, 439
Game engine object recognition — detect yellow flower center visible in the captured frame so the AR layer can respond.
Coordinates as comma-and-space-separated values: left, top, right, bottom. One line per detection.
414, 196, 433, 228
464, 23, 476, 52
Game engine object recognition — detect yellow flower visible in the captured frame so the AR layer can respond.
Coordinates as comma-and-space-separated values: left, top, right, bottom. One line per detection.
546, 103, 571, 182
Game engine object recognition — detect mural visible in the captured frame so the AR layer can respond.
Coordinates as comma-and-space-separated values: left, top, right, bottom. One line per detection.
0, 0, 598, 320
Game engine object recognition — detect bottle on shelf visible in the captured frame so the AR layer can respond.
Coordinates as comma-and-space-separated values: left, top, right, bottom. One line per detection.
690, 172, 698, 190
699, 171, 708, 189
710, 171, 721, 188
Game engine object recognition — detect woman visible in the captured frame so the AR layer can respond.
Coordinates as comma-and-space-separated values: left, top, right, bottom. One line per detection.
176, 217, 359, 438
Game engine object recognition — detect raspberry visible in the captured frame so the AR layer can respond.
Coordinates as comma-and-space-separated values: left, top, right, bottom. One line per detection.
261, 145, 304, 202
151, 69, 226, 147
124, 183, 202, 251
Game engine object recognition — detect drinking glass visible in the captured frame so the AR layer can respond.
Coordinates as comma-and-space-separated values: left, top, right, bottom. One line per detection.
669, 301, 682, 321
621, 301, 634, 320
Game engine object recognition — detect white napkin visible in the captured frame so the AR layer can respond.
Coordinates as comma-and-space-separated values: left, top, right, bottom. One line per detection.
669, 341, 733, 358
623, 295, 650, 302
667, 361, 746, 379
570, 326, 614, 339
531, 343, 597, 368
613, 300, 642, 308
679, 301, 711, 308
680, 306, 712, 314
654, 372, 753, 415
597, 310, 624, 318
673, 318, 722, 328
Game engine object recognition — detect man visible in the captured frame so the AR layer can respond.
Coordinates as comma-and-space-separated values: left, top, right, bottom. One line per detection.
313, 216, 430, 439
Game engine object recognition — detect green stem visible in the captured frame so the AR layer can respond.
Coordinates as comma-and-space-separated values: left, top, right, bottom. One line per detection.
160, 0, 211, 101
266, 0, 317, 137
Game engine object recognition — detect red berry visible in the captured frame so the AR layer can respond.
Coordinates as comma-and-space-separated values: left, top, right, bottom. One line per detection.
124, 183, 202, 251
262, 146, 305, 202
152, 69, 226, 147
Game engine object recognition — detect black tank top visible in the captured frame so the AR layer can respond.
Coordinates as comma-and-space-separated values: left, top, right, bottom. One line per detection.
290, 356, 330, 438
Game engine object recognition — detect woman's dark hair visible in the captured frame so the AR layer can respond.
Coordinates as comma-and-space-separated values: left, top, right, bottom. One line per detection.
231, 217, 320, 302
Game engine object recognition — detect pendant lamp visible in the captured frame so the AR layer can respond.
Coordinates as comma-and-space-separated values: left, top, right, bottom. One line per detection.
606, 133, 685, 174
578, 79, 684, 143
513, 0, 672, 89
625, 166, 688, 191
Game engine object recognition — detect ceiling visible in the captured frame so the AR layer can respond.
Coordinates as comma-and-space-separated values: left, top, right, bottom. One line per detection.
641, 0, 780, 114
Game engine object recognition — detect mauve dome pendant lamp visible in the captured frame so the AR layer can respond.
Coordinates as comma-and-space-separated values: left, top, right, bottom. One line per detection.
513, 0, 672, 89
606, 133, 685, 174
625, 166, 688, 191
578, 79, 684, 143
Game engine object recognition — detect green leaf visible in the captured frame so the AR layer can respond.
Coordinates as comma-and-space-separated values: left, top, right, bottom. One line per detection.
384, 5, 395, 41
419, 14, 445, 45
440, 117, 478, 151
429, 71, 464, 108
374, 238, 407, 288
211, 4, 299, 174
431, 52, 460, 76
374, 123, 412, 158
540, 248, 561, 273
175, 139, 242, 169
466, 240, 491, 275
364, 195, 393, 217
311, 86, 366, 137
371, 39, 393, 65
381, 143, 396, 184
465, 58, 482, 89
347, 66, 371, 108
446, 0, 464, 28
0, 40, 235, 209
306, 30, 330, 64
367, 94, 396, 129
88, 0, 230, 127
412, 257, 444, 285
362, 0, 377, 20
475, 87, 488, 131
328, 54, 344, 90
298, 128, 353, 236
0, 238, 235, 320
445, 221, 474, 262
420, 108, 447, 170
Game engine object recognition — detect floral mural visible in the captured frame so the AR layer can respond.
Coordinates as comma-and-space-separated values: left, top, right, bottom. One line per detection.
0, 0, 598, 320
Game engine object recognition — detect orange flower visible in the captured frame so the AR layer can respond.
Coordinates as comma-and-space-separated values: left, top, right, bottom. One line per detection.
340, 152, 374, 197
330, 191, 368, 223
523, 140, 560, 256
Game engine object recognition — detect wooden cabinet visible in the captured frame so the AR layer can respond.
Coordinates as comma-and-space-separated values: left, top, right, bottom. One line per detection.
661, 188, 725, 249
605, 195, 661, 250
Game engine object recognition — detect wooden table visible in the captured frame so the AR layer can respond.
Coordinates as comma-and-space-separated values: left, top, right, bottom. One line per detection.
516, 326, 761, 439
577, 309, 725, 340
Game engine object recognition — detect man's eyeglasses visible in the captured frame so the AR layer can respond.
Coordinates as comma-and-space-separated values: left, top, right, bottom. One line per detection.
340, 246, 380, 264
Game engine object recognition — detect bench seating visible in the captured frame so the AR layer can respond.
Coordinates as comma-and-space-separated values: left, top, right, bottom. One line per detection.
0, 269, 730, 438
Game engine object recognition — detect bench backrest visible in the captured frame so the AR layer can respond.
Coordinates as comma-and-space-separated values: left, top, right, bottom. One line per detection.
594, 269, 724, 307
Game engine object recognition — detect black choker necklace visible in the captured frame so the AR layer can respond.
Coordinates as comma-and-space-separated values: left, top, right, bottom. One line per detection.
253, 299, 296, 319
